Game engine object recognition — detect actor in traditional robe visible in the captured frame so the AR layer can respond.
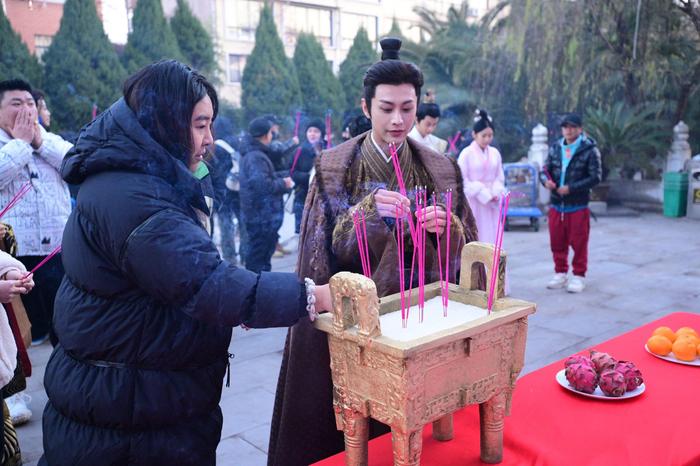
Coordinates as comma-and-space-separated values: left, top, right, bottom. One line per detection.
457, 109, 505, 244
267, 38, 480, 466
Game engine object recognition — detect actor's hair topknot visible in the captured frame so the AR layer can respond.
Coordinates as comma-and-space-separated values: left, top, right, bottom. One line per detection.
362, 37, 424, 113
380, 37, 402, 60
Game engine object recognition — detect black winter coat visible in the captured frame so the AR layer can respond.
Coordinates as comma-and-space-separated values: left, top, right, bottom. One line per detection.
540, 135, 602, 207
40, 99, 307, 466
290, 142, 318, 207
239, 136, 289, 232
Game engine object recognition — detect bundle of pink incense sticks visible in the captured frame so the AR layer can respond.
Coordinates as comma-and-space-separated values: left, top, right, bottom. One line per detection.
487, 192, 511, 313
352, 209, 371, 278
394, 205, 408, 327
293, 111, 301, 138
289, 147, 303, 176
0, 182, 32, 220
23, 244, 62, 279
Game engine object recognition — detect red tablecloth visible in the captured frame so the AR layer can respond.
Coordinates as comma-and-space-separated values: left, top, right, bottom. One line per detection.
314, 312, 700, 466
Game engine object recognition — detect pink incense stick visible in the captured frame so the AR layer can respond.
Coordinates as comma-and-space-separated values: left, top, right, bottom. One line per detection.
444, 190, 453, 313
289, 147, 303, 176
293, 111, 301, 138
448, 131, 462, 153
395, 204, 407, 327
487, 192, 511, 313
23, 244, 62, 279
0, 182, 32, 220
360, 209, 371, 277
352, 211, 370, 277
325, 112, 332, 149
432, 194, 445, 314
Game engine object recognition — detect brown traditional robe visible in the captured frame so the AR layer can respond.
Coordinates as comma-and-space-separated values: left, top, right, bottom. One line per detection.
267, 132, 479, 466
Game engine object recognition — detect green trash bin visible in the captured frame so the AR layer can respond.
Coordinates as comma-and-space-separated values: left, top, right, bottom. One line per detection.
663, 172, 688, 217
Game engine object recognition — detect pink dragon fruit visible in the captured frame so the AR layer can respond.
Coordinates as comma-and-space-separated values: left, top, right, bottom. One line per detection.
564, 355, 594, 369
590, 350, 617, 374
599, 369, 626, 397
615, 361, 643, 391
565, 363, 599, 394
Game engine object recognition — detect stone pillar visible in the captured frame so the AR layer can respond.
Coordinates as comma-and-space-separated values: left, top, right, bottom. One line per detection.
527, 124, 550, 205
666, 121, 691, 173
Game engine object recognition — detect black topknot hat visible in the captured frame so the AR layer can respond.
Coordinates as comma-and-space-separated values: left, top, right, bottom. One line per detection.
380, 37, 402, 60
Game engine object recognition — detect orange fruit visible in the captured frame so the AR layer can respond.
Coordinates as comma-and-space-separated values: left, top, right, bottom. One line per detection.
652, 326, 677, 343
697, 343, 700, 357
671, 338, 698, 362
676, 327, 699, 339
676, 333, 700, 347
647, 335, 673, 356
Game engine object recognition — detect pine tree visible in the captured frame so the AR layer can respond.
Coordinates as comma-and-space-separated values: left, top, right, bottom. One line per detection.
338, 28, 376, 111
0, 6, 42, 85
122, 0, 182, 73
42, 0, 126, 130
170, 0, 218, 79
241, 5, 301, 121
293, 33, 344, 120
388, 18, 403, 38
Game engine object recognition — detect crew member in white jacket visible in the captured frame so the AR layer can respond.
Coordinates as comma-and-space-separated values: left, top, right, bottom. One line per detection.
0, 79, 72, 423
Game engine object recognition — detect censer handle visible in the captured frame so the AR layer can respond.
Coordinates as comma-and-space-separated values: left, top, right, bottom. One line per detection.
458, 241, 506, 299
328, 272, 382, 344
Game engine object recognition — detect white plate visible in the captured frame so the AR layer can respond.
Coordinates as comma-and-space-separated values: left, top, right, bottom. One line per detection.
555, 369, 645, 400
644, 345, 700, 367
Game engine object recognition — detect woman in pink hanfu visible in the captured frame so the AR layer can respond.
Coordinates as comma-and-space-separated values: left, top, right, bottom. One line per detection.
457, 109, 505, 245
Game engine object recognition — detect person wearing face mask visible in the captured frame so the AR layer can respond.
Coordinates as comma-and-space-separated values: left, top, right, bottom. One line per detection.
267, 38, 480, 466
290, 118, 324, 235
41, 61, 332, 466
457, 109, 505, 245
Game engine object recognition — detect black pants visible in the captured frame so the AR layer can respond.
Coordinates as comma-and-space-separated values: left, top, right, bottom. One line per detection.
244, 227, 278, 274
18, 254, 64, 345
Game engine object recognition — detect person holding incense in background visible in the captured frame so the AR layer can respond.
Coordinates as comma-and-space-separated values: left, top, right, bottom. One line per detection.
0, 79, 73, 426
540, 113, 601, 293
290, 117, 324, 235
457, 109, 506, 245
268, 38, 480, 466
39, 60, 332, 466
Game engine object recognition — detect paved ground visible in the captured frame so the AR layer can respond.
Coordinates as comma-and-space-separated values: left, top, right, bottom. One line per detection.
16, 211, 700, 465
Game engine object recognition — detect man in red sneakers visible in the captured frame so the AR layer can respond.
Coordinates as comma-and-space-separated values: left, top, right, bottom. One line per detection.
541, 113, 601, 293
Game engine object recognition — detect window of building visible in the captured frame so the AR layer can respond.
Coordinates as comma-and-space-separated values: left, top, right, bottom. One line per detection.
340, 13, 377, 49
281, 4, 334, 48
224, 0, 264, 41
228, 54, 247, 83
34, 35, 53, 62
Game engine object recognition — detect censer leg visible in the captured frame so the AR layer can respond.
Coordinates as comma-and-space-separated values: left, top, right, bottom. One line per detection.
391, 428, 422, 466
431, 414, 454, 441
341, 409, 369, 466
479, 391, 506, 464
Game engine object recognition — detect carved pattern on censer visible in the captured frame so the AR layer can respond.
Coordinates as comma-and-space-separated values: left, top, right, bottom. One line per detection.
315, 242, 536, 465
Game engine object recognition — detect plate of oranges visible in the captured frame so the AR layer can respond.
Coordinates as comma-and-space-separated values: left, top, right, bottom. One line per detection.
645, 326, 700, 366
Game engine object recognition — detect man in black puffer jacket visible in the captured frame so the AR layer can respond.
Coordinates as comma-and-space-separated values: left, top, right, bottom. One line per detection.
540, 113, 602, 294
239, 117, 293, 273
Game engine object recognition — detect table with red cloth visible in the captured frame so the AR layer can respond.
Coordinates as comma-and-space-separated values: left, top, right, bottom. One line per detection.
314, 312, 700, 466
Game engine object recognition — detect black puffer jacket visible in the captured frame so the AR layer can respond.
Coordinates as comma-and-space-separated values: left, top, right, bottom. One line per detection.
239, 135, 289, 232
540, 134, 602, 207
290, 142, 318, 207
40, 99, 306, 466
